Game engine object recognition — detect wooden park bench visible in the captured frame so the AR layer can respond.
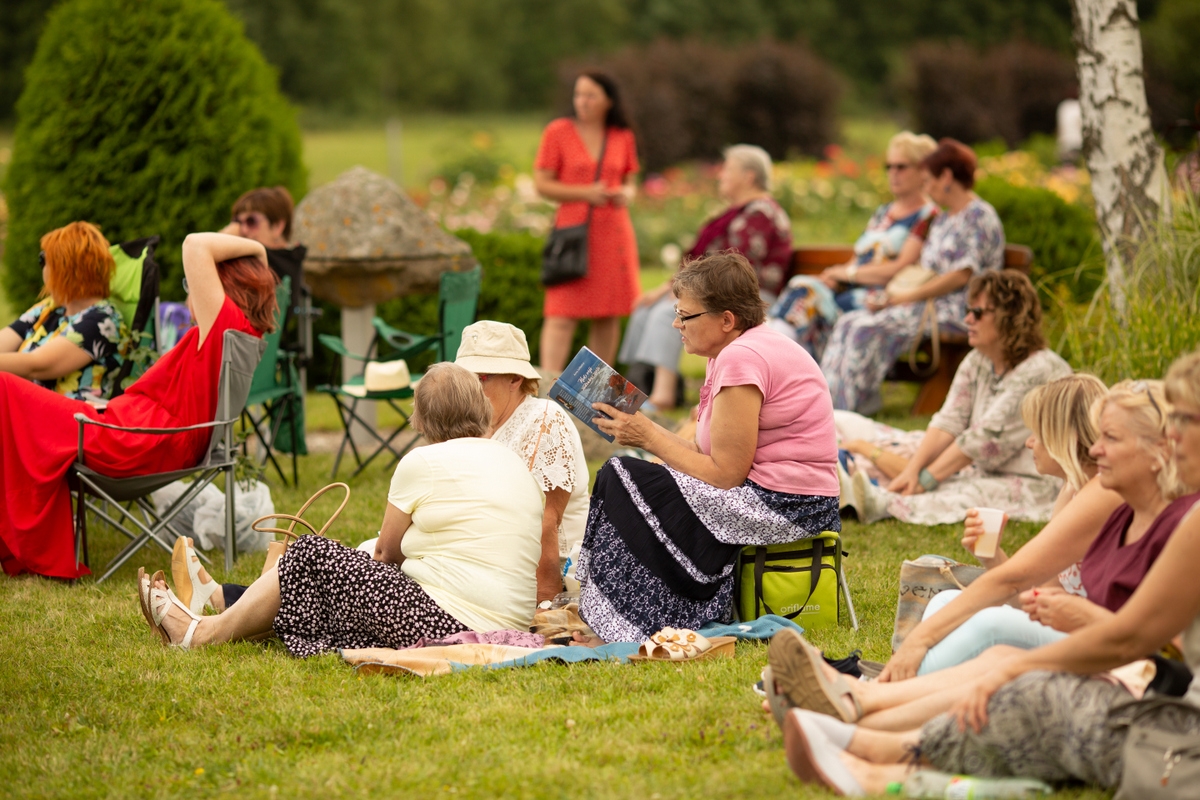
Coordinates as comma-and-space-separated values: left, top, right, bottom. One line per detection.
789, 244, 1034, 415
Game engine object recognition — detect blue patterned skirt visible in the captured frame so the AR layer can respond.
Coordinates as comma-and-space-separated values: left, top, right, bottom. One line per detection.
576, 457, 841, 642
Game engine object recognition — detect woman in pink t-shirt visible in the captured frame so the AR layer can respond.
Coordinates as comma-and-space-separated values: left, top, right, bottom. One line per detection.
576, 252, 840, 643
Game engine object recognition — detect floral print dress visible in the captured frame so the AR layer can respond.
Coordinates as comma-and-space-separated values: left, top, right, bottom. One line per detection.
819, 197, 1005, 414
8, 300, 124, 401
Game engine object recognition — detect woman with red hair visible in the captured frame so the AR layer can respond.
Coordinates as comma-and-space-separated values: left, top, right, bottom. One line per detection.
0, 232, 277, 580
0, 221, 123, 401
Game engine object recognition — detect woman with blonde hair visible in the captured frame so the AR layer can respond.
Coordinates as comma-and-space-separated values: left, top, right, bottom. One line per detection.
777, 352, 1200, 795
139, 363, 545, 654
0, 221, 123, 401
767, 378, 1200, 739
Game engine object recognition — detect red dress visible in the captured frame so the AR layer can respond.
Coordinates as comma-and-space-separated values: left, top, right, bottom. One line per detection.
0, 298, 260, 579
535, 118, 640, 319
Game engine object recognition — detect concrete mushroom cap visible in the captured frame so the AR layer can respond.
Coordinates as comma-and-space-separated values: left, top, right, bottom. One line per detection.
292, 166, 477, 307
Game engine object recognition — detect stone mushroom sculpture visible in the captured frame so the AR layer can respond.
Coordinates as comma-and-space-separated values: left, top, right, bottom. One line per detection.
292, 166, 478, 439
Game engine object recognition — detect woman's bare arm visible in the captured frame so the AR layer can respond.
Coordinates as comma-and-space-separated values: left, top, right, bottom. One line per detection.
0, 327, 21, 354
533, 169, 609, 206
0, 336, 94, 380
180, 232, 266, 345
849, 235, 926, 285
879, 475, 1124, 681
537, 488, 570, 603
373, 503, 414, 566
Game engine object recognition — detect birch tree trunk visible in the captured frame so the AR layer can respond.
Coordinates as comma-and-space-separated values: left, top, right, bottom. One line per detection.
1071, 0, 1170, 309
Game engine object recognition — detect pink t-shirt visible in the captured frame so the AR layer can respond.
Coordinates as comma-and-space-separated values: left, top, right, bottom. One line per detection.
695, 324, 838, 496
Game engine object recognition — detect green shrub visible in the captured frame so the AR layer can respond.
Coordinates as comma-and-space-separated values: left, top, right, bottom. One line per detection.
3, 0, 306, 309
975, 176, 1103, 303
1052, 199, 1200, 384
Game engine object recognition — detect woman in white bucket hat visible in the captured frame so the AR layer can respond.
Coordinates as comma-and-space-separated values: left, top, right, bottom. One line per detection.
456, 321, 589, 605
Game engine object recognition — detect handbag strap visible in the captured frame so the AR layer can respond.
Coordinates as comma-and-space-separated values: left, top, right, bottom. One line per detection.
753, 538, 827, 621
527, 400, 552, 471
937, 562, 968, 591
583, 130, 609, 229
907, 299, 940, 378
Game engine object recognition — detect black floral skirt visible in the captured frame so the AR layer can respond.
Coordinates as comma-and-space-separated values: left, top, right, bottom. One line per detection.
576, 457, 841, 642
274, 536, 467, 658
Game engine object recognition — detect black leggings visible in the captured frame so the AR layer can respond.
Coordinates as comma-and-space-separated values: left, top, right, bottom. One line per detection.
223, 583, 247, 608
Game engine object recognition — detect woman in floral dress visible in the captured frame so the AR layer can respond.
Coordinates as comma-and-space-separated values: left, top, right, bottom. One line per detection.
820, 138, 1005, 415
0, 221, 123, 402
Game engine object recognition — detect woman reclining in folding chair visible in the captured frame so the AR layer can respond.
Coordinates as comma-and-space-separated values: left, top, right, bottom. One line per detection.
0, 221, 124, 403
137, 363, 545, 654
0, 232, 277, 580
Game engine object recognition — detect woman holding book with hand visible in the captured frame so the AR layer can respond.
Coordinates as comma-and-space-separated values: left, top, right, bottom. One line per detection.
575, 252, 841, 643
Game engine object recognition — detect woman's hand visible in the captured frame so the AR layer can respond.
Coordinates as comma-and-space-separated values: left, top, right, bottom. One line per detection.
592, 402, 659, 449
1023, 588, 1106, 633
820, 266, 848, 289
887, 467, 924, 495
962, 509, 1008, 568
579, 181, 609, 206
877, 638, 929, 683
606, 184, 634, 207
953, 666, 1013, 733
635, 283, 671, 309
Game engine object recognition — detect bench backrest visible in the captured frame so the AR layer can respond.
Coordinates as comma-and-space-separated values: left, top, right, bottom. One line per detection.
788, 243, 1033, 280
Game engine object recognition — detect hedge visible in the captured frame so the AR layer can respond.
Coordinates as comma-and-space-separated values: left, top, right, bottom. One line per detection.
3, 0, 306, 309
976, 176, 1102, 303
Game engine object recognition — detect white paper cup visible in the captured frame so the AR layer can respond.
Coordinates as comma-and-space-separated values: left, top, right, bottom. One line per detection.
973, 507, 1005, 558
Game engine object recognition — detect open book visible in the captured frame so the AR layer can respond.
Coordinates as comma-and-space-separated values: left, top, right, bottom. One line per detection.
548, 347, 648, 442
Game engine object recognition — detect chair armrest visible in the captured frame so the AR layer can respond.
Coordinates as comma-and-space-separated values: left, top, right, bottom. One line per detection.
73, 412, 239, 465
318, 333, 369, 361
373, 317, 441, 359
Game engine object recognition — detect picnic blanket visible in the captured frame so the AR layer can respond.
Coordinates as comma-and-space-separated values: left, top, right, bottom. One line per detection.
341, 614, 803, 678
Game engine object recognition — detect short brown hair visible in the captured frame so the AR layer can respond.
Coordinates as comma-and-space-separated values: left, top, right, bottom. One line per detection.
969, 270, 1044, 368
921, 138, 978, 189
672, 251, 765, 331
412, 363, 492, 443
40, 221, 115, 304
231, 186, 295, 240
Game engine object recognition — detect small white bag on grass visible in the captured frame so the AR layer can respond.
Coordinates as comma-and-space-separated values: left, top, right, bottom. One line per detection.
150, 481, 224, 541
192, 480, 275, 552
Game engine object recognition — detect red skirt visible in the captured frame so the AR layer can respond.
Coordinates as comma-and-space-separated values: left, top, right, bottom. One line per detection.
0, 373, 208, 579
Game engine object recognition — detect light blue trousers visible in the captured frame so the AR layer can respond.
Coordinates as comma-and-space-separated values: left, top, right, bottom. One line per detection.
916, 589, 1069, 676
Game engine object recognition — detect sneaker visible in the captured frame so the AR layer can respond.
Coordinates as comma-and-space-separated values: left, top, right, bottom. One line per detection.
851, 470, 891, 523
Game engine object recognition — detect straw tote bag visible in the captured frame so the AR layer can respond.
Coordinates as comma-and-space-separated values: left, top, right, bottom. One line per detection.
254, 482, 351, 574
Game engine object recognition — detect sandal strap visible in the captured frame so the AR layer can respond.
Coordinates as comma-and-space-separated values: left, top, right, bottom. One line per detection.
176, 617, 200, 650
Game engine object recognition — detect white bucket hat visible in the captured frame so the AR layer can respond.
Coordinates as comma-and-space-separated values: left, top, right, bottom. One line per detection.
455, 321, 540, 379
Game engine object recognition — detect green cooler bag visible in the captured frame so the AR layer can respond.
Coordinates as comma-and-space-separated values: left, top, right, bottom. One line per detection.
735, 532, 842, 629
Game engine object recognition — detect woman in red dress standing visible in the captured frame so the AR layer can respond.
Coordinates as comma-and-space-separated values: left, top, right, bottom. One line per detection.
534, 72, 640, 372
0, 232, 277, 580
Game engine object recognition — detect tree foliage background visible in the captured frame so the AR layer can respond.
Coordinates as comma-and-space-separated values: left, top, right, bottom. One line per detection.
1, 0, 1193, 125
3, 0, 306, 308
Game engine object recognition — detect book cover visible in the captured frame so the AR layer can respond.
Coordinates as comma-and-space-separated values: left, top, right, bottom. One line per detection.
548, 347, 648, 442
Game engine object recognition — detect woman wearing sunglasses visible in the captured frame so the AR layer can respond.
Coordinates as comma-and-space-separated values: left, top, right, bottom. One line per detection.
821, 138, 1006, 416
0, 221, 123, 402
838, 269, 1072, 525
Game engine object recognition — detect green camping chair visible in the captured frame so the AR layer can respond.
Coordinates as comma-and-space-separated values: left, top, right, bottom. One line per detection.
242, 277, 305, 486
317, 266, 481, 479
107, 236, 161, 397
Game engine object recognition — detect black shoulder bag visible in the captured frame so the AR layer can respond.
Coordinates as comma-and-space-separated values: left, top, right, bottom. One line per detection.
541, 131, 608, 287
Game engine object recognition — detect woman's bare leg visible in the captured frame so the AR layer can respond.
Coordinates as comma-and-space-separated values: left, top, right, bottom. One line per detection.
648, 366, 678, 408
587, 316, 621, 367
539, 316, 578, 373
155, 567, 281, 646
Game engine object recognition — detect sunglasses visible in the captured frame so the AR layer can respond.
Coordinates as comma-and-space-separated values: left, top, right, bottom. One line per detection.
674, 306, 711, 323
966, 306, 995, 320
1131, 380, 1165, 421
39, 251, 46, 269
233, 212, 266, 230
182, 277, 190, 294
884, 163, 913, 172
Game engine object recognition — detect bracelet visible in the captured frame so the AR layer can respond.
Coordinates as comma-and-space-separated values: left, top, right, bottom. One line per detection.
870, 447, 884, 461
846, 264, 860, 283
918, 468, 940, 491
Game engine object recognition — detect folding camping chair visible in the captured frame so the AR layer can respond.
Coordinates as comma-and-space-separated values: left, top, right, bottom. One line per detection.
107, 236, 161, 396
71, 329, 267, 582
242, 278, 305, 485
317, 266, 481, 479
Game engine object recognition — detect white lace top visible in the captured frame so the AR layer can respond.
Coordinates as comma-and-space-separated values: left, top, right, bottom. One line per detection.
492, 395, 590, 557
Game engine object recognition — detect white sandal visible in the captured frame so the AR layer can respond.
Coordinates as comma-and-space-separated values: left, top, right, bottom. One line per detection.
148, 576, 202, 650
172, 536, 220, 615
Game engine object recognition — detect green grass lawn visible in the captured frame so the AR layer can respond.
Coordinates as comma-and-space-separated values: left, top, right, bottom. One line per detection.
1, 446, 1107, 799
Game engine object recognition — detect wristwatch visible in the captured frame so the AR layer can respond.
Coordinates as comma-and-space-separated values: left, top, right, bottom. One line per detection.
918, 468, 940, 491
846, 264, 860, 283
537, 600, 554, 610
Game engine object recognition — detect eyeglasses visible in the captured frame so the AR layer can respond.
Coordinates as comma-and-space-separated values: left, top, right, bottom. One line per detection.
674, 306, 712, 323
1131, 380, 1165, 421
885, 163, 913, 172
1169, 410, 1200, 429
233, 212, 266, 230
182, 277, 190, 294
38, 251, 46, 269
965, 306, 995, 320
